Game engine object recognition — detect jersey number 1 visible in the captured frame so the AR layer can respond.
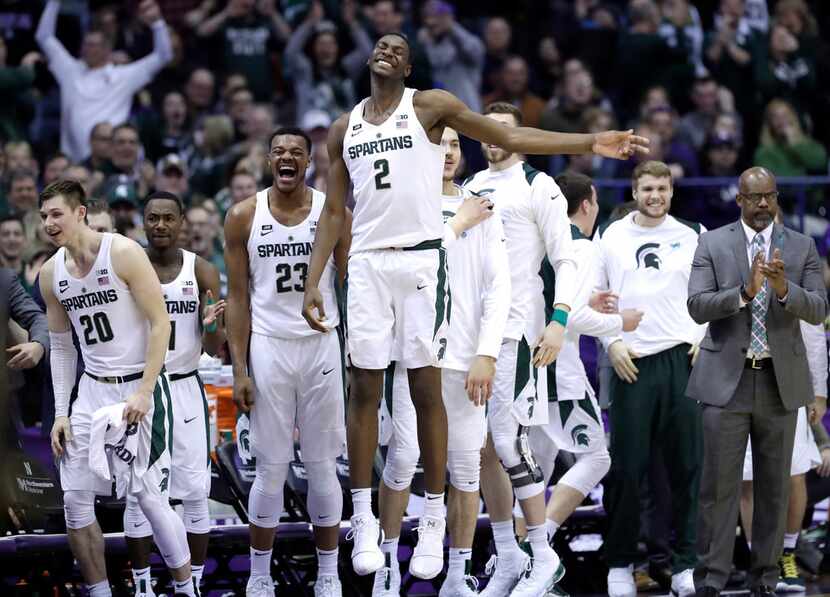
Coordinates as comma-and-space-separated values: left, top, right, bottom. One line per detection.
374, 159, 391, 190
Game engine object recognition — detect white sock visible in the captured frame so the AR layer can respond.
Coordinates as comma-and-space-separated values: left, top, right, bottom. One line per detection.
351, 488, 372, 517
491, 520, 522, 557
88, 581, 112, 597
250, 547, 273, 577
784, 533, 798, 550
317, 547, 339, 577
173, 578, 196, 596
527, 524, 553, 559
132, 567, 152, 595
424, 491, 445, 519
447, 547, 472, 581
191, 564, 204, 586
545, 519, 560, 543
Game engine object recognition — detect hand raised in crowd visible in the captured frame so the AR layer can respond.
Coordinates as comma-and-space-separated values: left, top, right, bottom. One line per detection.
306, 0, 325, 24
608, 340, 639, 384
760, 248, 788, 298
138, 0, 163, 26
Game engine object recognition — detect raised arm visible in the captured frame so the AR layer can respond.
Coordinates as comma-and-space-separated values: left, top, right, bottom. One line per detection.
420, 89, 648, 159
35, 0, 78, 83
120, 2, 173, 90
303, 115, 349, 332
194, 255, 226, 357
447, 22, 485, 66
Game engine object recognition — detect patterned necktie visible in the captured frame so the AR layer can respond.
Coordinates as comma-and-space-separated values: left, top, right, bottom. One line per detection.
749, 233, 769, 355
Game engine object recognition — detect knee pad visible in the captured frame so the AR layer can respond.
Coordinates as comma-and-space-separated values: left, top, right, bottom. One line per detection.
448, 449, 481, 492
135, 490, 190, 570
558, 448, 611, 497
529, 429, 557, 486
63, 490, 96, 530
182, 497, 211, 535
304, 459, 343, 527
248, 462, 289, 528
494, 428, 544, 501
382, 437, 420, 491
124, 496, 152, 538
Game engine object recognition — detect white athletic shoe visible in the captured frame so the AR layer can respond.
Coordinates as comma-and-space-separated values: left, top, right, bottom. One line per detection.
607, 566, 637, 597
480, 552, 530, 597
510, 549, 565, 597
372, 552, 401, 596
671, 569, 696, 597
347, 513, 385, 575
246, 575, 275, 597
314, 574, 343, 597
409, 515, 446, 579
439, 575, 481, 596
134, 578, 156, 597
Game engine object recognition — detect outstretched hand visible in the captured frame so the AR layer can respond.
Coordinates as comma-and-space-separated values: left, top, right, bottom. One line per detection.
592, 130, 650, 160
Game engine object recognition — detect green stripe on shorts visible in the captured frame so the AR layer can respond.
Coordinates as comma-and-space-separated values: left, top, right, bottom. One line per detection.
514, 337, 531, 401
384, 362, 396, 417
161, 374, 174, 454
433, 247, 449, 336
148, 380, 168, 469
197, 374, 210, 467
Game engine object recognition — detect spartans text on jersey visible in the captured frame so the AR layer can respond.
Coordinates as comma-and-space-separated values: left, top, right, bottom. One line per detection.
60, 288, 118, 312
347, 135, 413, 159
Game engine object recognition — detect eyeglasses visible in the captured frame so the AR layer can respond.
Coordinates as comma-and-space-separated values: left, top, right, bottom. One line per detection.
739, 191, 778, 205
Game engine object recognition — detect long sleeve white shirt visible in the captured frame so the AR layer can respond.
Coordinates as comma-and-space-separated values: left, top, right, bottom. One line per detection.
441, 185, 511, 370
802, 321, 828, 397
464, 161, 578, 342
36, 0, 172, 161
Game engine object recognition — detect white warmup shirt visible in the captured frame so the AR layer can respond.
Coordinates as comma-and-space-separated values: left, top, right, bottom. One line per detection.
89, 404, 142, 498
542, 226, 625, 401
247, 188, 339, 338
36, 0, 172, 161
598, 212, 706, 356
161, 250, 202, 374
343, 87, 444, 252
464, 161, 578, 343
440, 184, 511, 371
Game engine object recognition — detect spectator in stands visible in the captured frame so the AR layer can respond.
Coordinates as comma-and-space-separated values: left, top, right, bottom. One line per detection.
541, 67, 611, 134
755, 21, 816, 115
0, 42, 41, 143
483, 55, 545, 129
227, 86, 254, 140
104, 124, 153, 200
754, 98, 827, 179
4, 141, 36, 175
186, 202, 226, 293
774, 0, 818, 44
284, 0, 372, 122
533, 36, 563, 99
105, 179, 143, 242
82, 122, 114, 176
35, 0, 173, 162
705, 0, 760, 126
482, 16, 512, 95
140, 90, 191, 163
42, 153, 69, 186
189, 114, 235, 199
22, 247, 54, 295
154, 154, 190, 202
0, 215, 24, 277
678, 77, 725, 151
184, 67, 217, 123
646, 106, 699, 178
85, 199, 114, 234
5, 170, 41, 248
230, 170, 257, 206
239, 103, 276, 152
195, 0, 290, 102
659, 0, 707, 78
63, 164, 94, 198
418, 0, 486, 113
565, 107, 621, 181
699, 132, 742, 228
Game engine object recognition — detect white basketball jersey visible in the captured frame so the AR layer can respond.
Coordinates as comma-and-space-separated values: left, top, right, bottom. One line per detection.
53, 233, 148, 376
343, 87, 444, 252
161, 250, 202, 374
247, 187, 339, 339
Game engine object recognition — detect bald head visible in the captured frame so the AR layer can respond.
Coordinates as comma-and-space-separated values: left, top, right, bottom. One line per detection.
738, 167, 776, 193
737, 167, 778, 232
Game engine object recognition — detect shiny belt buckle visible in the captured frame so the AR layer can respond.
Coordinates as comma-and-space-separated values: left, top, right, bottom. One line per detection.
750, 356, 762, 370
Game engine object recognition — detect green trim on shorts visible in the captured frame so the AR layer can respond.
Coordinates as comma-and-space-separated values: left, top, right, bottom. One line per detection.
197, 374, 210, 467
161, 374, 174, 454
514, 337, 531, 402
433, 247, 449, 337
336, 325, 348, 404
384, 362, 396, 418
403, 238, 442, 251
148, 380, 168, 469
578, 393, 600, 424
557, 393, 601, 426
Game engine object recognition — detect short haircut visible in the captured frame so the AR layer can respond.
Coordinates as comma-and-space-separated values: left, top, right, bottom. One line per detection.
86, 199, 111, 216
8, 168, 37, 186
0, 213, 24, 229
144, 190, 184, 215
112, 122, 139, 138
269, 127, 313, 154
555, 172, 595, 216
45, 152, 69, 165
39, 179, 88, 209
90, 121, 112, 139
632, 160, 672, 187
483, 101, 523, 126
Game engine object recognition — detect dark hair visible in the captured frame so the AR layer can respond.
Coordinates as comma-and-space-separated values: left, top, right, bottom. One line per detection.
483, 101, 523, 126
86, 199, 111, 216
144, 190, 184, 215
377, 32, 412, 65
45, 152, 69, 166
632, 160, 672, 187
555, 172, 595, 216
0, 213, 24, 228
39, 179, 88, 209
112, 122, 139, 138
8, 168, 37, 186
269, 127, 313, 154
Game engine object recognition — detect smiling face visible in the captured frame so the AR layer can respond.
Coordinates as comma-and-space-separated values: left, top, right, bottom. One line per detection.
369, 35, 412, 80
269, 134, 311, 194
40, 195, 87, 247
0, 219, 24, 261
441, 127, 461, 181
633, 174, 673, 220
144, 198, 183, 251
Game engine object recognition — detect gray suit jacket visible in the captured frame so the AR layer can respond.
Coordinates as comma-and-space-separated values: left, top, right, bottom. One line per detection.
1, 269, 49, 354
686, 221, 828, 409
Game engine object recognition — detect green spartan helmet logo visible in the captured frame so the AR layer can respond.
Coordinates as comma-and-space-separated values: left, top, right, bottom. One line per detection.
571, 424, 590, 447
159, 468, 170, 493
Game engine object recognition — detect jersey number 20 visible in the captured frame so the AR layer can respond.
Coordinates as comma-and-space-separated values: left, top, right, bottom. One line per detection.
79, 312, 114, 345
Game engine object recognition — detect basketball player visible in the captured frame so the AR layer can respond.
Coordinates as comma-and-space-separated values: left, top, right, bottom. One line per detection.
527, 172, 641, 564
123, 191, 225, 596
40, 180, 197, 597
302, 32, 648, 580
225, 128, 350, 597
373, 126, 510, 596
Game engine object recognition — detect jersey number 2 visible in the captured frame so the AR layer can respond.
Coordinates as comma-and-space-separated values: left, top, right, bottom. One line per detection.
374, 159, 391, 190
276, 263, 308, 293
80, 312, 114, 345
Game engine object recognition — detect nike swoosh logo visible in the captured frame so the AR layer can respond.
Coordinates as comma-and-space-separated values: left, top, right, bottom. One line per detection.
319, 514, 330, 519
184, 416, 197, 424
322, 368, 334, 375
134, 522, 144, 527
190, 518, 203, 523
416, 284, 427, 290
59, 287, 69, 294
257, 514, 269, 519
253, 550, 270, 556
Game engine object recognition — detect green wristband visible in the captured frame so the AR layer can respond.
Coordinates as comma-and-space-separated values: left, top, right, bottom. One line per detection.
551, 308, 568, 328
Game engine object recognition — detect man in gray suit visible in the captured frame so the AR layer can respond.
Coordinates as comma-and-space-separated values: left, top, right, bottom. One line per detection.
687, 167, 828, 597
